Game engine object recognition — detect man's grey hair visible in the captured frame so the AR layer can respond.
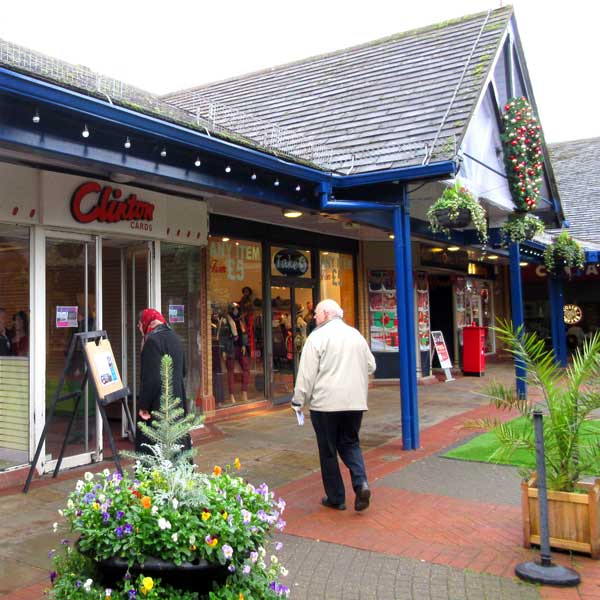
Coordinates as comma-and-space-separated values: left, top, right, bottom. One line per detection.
316, 299, 344, 320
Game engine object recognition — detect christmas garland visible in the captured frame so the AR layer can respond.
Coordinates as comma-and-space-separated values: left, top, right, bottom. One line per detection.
501, 97, 544, 211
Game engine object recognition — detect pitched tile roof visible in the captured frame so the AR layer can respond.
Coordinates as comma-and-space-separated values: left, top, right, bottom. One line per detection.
548, 137, 600, 244
163, 6, 513, 174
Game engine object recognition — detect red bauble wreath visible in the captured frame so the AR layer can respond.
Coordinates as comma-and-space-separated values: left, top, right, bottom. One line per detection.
501, 97, 544, 211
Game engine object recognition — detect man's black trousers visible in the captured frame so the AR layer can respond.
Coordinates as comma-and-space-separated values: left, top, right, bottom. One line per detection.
310, 410, 367, 505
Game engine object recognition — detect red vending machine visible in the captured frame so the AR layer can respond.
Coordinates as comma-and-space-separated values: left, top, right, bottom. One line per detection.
462, 325, 486, 376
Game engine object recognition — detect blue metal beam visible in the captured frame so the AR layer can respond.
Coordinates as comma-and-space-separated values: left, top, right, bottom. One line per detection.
0, 68, 458, 192
332, 160, 457, 187
0, 67, 328, 183
548, 277, 567, 367
393, 205, 417, 450
400, 189, 419, 448
509, 243, 527, 399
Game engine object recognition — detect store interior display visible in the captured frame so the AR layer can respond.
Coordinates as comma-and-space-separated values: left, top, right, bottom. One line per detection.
368, 269, 398, 352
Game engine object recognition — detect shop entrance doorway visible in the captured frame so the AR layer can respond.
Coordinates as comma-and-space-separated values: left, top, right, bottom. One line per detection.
429, 275, 455, 367
102, 241, 149, 439
270, 284, 315, 403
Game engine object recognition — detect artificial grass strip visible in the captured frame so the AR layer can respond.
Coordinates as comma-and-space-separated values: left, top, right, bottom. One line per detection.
443, 417, 600, 469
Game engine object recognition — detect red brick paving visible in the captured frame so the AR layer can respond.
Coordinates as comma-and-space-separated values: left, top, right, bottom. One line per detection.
276, 403, 600, 599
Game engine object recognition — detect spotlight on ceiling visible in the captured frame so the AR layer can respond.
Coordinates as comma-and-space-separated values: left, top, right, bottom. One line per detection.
283, 208, 303, 218
447, 246, 460, 252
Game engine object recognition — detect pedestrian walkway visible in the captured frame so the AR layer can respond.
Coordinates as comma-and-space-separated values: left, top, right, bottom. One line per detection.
1, 363, 599, 599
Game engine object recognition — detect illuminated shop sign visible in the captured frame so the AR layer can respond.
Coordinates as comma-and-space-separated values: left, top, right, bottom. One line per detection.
564, 304, 583, 325
273, 248, 309, 277
70, 181, 155, 230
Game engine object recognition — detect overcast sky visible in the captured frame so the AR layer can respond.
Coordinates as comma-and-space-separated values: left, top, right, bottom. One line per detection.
1, 1, 596, 143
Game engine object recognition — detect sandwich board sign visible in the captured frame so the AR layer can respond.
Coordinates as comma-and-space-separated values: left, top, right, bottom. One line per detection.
431, 330, 454, 382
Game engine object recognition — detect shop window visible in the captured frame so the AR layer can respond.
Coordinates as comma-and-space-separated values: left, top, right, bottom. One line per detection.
367, 269, 398, 352
271, 246, 311, 279
0, 225, 30, 469
209, 237, 264, 407
160, 243, 202, 415
319, 251, 356, 326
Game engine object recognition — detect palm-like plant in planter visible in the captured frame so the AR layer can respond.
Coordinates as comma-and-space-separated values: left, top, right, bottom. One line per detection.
477, 320, 600, 556
427, 180, 488, 244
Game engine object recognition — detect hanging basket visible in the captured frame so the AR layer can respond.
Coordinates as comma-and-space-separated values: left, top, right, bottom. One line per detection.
432, 207, 472, 229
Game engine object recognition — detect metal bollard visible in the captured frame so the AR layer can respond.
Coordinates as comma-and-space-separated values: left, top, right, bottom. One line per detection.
515, 409, 580, 586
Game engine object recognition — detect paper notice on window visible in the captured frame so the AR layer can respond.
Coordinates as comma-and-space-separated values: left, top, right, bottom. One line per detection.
56, 306, 78, 328
168, 304, 185, 324
94, 352, 119, 387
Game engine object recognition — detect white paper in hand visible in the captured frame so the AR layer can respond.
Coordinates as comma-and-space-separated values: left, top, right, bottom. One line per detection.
295, 410, 305, 426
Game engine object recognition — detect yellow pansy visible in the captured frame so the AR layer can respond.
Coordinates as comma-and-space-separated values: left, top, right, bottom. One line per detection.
222, 511, 228, 520
140, 576, 154, 595
92, 502, 100, 510
202, 511, 211, 521
234, 457, 241, 470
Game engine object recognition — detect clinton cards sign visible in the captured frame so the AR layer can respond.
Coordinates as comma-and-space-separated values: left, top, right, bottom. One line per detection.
38, 171, 207, 245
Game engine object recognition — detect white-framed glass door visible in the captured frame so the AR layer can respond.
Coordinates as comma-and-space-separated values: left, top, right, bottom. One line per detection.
43, 230, 99, 472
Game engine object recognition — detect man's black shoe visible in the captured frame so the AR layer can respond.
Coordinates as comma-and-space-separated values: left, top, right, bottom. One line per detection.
321, 496, 346, 510
354, 482, 371, 511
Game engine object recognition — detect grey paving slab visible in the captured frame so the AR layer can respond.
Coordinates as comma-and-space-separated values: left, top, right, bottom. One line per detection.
276, 534, 540, 600
376, 453, 522, 506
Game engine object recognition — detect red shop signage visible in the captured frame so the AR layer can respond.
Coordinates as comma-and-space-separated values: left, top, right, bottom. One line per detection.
70, 182, 155, 226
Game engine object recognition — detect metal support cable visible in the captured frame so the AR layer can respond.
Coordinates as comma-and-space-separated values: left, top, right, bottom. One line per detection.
424, 9, 492, 165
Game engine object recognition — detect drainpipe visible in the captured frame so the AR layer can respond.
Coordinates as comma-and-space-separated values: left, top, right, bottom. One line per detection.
509, 243, 527, 399
318, 183, 420, 450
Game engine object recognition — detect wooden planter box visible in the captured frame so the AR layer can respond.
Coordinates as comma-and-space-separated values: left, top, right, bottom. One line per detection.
522, 475, 600, 557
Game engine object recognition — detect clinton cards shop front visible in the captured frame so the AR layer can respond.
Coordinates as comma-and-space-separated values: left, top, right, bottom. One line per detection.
0, 162, 207, 474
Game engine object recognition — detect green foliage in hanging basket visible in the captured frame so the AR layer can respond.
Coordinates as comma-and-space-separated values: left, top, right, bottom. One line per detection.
500, 212, 545, 245
427, 180, 488, 243
544, 231, 585, 273
501, 97, 544, 212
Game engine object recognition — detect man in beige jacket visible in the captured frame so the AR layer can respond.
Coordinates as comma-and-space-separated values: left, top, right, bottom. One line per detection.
292, 299, 376, 511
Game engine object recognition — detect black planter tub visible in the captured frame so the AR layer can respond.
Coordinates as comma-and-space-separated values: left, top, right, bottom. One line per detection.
95, 554, 229, 595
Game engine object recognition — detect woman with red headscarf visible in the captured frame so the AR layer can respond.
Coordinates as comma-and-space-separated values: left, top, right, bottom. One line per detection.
136, 308, 188, 454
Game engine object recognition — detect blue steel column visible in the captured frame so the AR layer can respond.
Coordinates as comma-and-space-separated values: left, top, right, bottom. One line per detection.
549, 276, 567, 367
509, 243, 527, 399
401, 187, 419, 448
393, 204, 418, 450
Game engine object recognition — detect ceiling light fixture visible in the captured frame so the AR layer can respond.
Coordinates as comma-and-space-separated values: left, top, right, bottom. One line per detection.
225, 165, 231, 173
124, 137, 131, 150
388, 233, 395, 240
194, 156, 201, 167
520, 261, 528, 267
447, 246, 460, 252
430, 247, 445, 253
32, 110, 40, 124
274, 179, 280, 187
82, 124, 90, 138
160, 147, 167, 158
251, 173, 257, 180
487, 254, 499, 260
222, 237, 230, 242
295, 184, 301, 192
283, 208, 303, 218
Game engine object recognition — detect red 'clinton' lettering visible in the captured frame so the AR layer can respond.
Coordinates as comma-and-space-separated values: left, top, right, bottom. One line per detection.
70, 182, 155, 225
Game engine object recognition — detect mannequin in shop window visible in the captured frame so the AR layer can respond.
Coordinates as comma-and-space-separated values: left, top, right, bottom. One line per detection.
0, 308, 11, 356
11, 311, 29, 357
217, 302, 250, 403
239, 286, 256, 360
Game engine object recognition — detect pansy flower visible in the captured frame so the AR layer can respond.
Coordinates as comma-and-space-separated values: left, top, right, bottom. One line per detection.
213, 465, 222, 476
141, 496, 151, 509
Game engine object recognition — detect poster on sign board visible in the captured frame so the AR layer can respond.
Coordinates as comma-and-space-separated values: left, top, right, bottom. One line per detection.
82, 338, 123, 400
431, 331, 453, 370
